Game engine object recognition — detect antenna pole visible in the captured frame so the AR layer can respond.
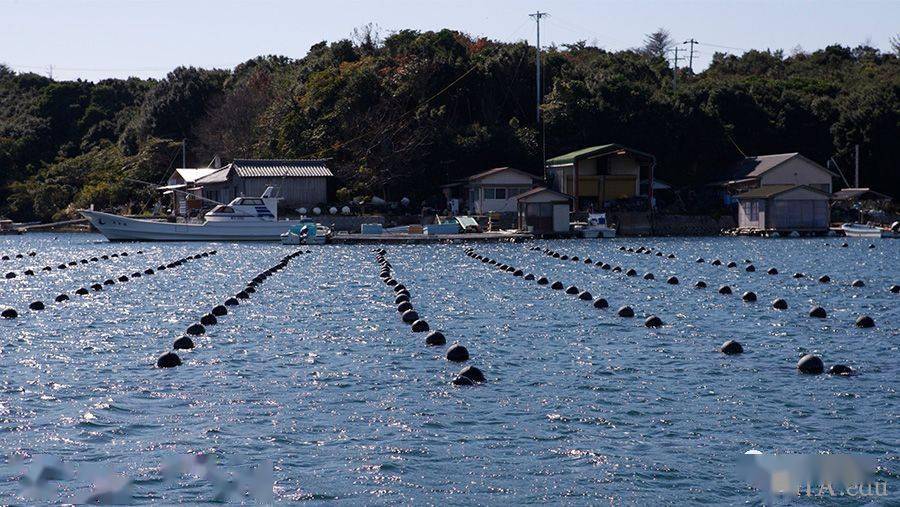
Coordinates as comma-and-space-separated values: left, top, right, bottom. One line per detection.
182, 139, 187, 168
530, 11, 549, 177
854, 144, 859, 187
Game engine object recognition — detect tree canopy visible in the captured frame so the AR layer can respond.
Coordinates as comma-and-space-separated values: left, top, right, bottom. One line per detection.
1, 30, 898, 222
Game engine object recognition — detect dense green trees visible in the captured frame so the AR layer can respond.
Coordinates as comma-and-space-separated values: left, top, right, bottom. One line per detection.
1, 31, 897, 222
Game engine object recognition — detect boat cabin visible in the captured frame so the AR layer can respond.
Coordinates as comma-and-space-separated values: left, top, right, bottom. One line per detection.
204, 189, 280, 222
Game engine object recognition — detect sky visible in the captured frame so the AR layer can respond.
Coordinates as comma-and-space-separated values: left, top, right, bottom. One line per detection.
2, 0, 898, 81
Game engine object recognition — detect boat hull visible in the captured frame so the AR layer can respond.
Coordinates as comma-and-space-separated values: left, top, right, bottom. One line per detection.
80, 210, 314, 241
841, 223, 889, 238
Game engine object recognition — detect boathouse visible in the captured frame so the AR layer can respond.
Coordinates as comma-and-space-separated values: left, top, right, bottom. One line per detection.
440, 167, 541, 214
544, 144, 656, 211
516, 187, 573, 235
163, 159, 333, 211
735, 184, 831, 232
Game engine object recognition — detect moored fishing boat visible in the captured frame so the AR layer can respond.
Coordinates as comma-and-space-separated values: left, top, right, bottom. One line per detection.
80, 187, 317, 241
840, 222, 891, 238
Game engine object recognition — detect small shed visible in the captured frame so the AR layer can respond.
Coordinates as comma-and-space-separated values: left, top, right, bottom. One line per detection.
736, 184, 831, 232
516, 187, 573, 235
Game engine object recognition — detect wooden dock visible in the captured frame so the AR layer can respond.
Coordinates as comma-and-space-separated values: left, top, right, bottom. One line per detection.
330, 232, 532, 244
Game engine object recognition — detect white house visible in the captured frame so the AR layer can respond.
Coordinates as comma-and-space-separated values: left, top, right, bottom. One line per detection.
441, 167, 541, 214
722, 153, 836, 194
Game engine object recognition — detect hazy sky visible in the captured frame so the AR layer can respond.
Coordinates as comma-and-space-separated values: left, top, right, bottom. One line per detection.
2, 0, 897, 81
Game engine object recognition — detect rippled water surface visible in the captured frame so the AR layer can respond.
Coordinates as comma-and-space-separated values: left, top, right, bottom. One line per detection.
0, 233, 897, 504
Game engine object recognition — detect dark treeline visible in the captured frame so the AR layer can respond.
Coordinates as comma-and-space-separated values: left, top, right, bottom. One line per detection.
1, 28, 898, 222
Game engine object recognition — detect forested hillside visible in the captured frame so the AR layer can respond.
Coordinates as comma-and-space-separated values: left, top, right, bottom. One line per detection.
1, 29, 898, 222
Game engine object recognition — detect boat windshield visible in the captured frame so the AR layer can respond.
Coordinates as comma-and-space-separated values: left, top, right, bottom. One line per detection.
210, 205, 235, 214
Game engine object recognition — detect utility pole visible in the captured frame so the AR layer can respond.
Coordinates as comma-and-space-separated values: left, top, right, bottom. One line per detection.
854, 144, 859, 187
671, 46, 683, 93
683, 38, 698, 71
47, 65, 53, 80
530, 11, 549, 177
182, 139, 187, 168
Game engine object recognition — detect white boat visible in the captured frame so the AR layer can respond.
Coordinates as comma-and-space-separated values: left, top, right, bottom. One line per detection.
840, 222, 890, 238
80, 187, 321, 241
280, 220, 331, 245
574, 213, 616, 238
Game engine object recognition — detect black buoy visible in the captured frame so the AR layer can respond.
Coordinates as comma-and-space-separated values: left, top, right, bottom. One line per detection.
772, 298, 788, 310
536, 276, 549, 285
91, 284, 103, 291
55, 294, 69, 302
720, 340, 743, 355
584, 258, 592, 264
809, 306, 827, 318
593, 297, 609, 309
890, 285, 900, 293
644, 315, 663, 327
24, 270, 34, 276
523, 273, 535, 280
818, 275, 830, 283
696, 258, 705, 263
118, 275, 129, 282
75, 288, 89, 295
855, 315, 875, 328
667, 254, 676, 259
397, 301, 413, 313
617, 306, 634, 318
236, 290, 250, 299
797, 354, 824, 374
244, 286, 257, 294
395, 294, 409, 304
655, 252, 663, 257
411, 319, 430, 332
393, 284, 406, 293
711, 259, 722, 266
446, 344, 469, 362
401, 309, 419, 324
792, 273, 804, 278
200, 314, 217, 326
643, 273, 655, 280
103, 279, 115, 285
741, 291, 757, 302
156, 352, 182, 368
694, 280, 707, 289
841, 242, 848, 247
4, 272, 15, 279
612, 266, 622, 272
29, 301, 45, 311
560, 255, 569, 260
828, 364, 853, 376
224, 297, 240, 306
42, 266, 52, 271
550, 281, 564, 290
570, 256, 579, 261
425, 331, 446, 346
565, 285, 579, 295
452, 375, 475, 386
173, 336, 195, 350
726, 261, 737, 268
625, 268, 637, 277
211, 305, 228, 317
718, 285, 732, 295
459, 366, 485, 383
666, 276, 679, 285
851, 279, 865, 287
186, 323, 206, 336
767, 268, 778, 275
577, 291, 592, 300
745, 265, 756, 272
1, 308, 17, 319
144, 268, 154, 275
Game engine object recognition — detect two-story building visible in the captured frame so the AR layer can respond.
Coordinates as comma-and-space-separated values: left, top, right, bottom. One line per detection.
723, 153, 837, 233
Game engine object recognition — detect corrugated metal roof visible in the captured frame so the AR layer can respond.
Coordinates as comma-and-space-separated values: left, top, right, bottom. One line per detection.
467, 167, 540, 181
546, 144, 654, 166
232, 159, 333, 178
735, 184, 829, 200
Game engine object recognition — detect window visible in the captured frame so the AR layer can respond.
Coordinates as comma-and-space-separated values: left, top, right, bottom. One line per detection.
211, 205, 235, 214
242, 198, 264, 205
743, 201, 759, 221
483, 188, 507, 200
